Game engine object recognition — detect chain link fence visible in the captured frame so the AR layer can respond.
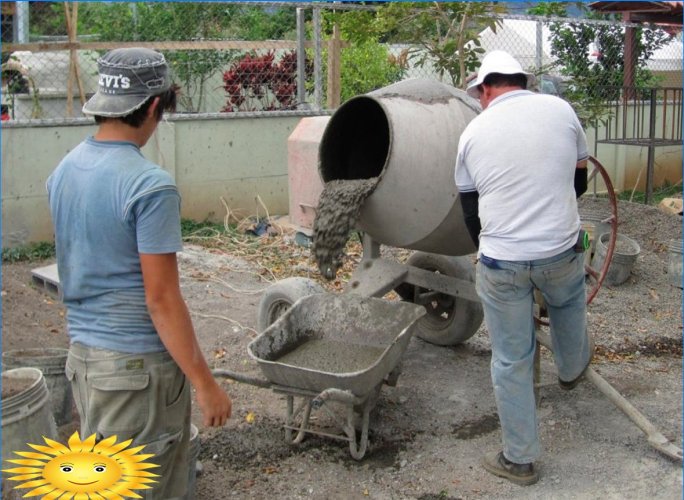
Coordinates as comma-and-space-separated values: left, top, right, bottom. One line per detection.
2, 2, 681, 125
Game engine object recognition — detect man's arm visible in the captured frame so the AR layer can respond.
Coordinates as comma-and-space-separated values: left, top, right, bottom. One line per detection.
574, 158, 588, 198
459, 190, 481, 249
140, 252, 232, 427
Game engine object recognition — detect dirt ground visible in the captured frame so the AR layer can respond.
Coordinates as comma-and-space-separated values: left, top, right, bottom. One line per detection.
2, 198, 682, 499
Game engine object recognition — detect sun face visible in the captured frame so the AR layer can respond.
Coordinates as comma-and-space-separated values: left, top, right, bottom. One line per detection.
2, 432, 159, 499
42, 451, 122, 493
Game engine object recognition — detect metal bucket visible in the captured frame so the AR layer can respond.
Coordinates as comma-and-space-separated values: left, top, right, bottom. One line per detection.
592, 232, 640, 286
2, 348, 73, 426
667, 239, 683, 288
318, 78, 480, 255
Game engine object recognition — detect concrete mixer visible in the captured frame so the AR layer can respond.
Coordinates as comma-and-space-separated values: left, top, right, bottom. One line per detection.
260, 78, 484, 346
248, 79, 683, 463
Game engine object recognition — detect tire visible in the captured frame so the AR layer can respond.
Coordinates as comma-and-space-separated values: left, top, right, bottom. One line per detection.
397, 252, 483, 346
257, 277, 326, 332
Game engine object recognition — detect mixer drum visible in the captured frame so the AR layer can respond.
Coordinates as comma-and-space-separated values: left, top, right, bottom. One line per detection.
318, 78, 481, 256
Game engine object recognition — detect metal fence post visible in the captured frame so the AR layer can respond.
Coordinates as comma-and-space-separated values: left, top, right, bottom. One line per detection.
645, 88, 657, 204
535, 20, 542, 73
296, 8, 308, 110
16, 1, 29, 43
313, 8, 323, 111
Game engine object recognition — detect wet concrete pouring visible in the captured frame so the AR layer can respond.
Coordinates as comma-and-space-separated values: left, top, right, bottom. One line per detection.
313, 178, 378, 280
2, 197, 682, 499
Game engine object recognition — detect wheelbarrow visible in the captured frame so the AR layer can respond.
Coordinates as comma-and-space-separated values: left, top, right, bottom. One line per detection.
213, 293, 425, 459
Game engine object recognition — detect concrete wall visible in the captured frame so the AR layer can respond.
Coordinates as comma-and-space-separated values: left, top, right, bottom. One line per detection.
2, 108, 681, 248
2, 115, 302, 247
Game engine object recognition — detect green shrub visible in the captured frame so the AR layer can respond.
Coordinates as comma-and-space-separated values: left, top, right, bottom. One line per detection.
339, 42, 405, 103
2, 242, 56, 263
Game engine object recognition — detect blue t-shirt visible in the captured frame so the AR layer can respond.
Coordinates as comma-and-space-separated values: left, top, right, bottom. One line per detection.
47, 137, 182, 353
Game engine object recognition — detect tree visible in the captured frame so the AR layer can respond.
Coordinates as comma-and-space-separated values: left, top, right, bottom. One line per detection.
315, 9, 406, 104
326, 2, 507, 89
338, 41, 405, 103
30, 3, 300, 112
528, 3, 672, 126
76, 3, 239, 112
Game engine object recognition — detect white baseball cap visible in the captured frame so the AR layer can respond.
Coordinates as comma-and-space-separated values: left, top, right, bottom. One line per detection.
466, 50, 536, 98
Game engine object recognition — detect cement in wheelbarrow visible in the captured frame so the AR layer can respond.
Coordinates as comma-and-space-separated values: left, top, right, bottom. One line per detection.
248, 293, 425, 398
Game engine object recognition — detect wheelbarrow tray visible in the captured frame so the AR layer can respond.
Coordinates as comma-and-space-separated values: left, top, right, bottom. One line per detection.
248, 294, 425, 398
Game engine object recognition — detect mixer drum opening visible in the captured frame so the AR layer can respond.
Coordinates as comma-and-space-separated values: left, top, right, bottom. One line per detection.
319, 97, 389, 183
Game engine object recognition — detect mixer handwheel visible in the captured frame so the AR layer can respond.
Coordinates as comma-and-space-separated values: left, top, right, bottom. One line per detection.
257, 278, 325, 332
396, 253, 483, 346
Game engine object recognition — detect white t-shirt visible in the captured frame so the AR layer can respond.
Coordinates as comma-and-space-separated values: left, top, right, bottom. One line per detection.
455, 90, 588, 261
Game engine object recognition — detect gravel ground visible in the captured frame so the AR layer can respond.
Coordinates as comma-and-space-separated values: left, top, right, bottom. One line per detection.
2, 196, 682, 499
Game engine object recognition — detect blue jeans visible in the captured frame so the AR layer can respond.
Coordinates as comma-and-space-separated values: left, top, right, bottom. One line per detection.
476, 247, 591, 464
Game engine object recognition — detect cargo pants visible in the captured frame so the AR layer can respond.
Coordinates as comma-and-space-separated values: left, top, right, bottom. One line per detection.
66, 343, 191, 499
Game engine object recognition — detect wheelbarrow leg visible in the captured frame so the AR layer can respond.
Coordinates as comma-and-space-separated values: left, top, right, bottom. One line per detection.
345, 400, 371, 460
533, 290, 546, 407
285, 394, 313, 444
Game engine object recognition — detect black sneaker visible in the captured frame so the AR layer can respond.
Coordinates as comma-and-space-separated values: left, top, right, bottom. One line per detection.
482, 451, 539, 486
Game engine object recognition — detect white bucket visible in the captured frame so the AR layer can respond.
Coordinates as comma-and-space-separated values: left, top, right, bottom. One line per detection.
667, 239, 683, 288
580, 211, 612, 258
185, 423, 200, 500
2, 367, 59, 498
592, 232, 640, 286
2, 348, 73, 426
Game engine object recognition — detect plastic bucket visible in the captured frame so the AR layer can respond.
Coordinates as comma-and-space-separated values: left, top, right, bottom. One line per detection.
580, 211, 612, 257
667, 239, 683, 288
2, 348, 73, 426
2, 368, 58, 461
592, 232, 640, 286
185, 423, 200, 500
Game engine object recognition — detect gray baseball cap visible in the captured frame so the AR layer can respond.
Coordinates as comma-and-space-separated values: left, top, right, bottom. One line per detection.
83, 47, 171, 117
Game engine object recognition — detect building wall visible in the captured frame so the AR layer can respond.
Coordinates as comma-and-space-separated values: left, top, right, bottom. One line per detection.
1, 111, 681, 248
2, 115, 301, 247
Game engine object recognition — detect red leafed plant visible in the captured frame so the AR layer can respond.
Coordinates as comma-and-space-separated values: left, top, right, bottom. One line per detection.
222, 50, 312, 112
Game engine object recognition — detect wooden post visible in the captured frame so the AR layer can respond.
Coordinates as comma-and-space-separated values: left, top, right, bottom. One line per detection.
64, 3, 74, 117
623, 12, 637, 100
326, 24, 341, 109
64, 2, 86, 118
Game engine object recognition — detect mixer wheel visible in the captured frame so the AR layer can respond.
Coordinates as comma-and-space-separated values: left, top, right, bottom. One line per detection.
397, 253, 483, 346
257, 278, 326, 332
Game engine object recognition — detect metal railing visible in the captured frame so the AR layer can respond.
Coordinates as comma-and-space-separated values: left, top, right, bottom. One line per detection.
596, 87, 683, 202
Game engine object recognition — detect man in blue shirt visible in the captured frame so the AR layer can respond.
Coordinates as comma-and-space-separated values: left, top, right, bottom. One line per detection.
47, 48, 232, 499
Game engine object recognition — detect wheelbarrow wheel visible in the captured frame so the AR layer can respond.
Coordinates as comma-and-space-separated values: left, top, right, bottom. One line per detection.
257, 277, 325, 332
395, 253, 483, 346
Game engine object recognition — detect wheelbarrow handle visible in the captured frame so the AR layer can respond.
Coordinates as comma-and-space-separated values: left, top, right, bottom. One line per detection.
212, 369, 272, 389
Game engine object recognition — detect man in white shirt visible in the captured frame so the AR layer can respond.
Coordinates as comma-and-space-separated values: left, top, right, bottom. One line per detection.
455, 50, 593, 486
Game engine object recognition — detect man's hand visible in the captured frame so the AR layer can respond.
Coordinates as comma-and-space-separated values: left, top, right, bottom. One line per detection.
195, 380, 232, 427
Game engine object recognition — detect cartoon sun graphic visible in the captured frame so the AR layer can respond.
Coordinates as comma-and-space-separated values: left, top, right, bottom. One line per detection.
2, 432, 159, 499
